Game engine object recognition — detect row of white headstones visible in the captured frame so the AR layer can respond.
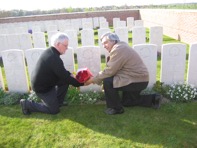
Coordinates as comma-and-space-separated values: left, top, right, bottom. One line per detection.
0, 25, 163, 55
0, 42, 196, 93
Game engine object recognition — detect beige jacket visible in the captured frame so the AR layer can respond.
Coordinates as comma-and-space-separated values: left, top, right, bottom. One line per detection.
93, 41, 149, 88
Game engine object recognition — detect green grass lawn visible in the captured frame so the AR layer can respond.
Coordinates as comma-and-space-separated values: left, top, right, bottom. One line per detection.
0, 28, 196, 147
0, 102, 196, 147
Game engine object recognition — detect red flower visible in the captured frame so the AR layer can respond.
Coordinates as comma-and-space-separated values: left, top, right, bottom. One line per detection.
76, 68, 93, 83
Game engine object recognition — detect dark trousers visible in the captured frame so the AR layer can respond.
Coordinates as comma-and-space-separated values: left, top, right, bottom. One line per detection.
103, 77, 153, 109
26, 84, 69, 114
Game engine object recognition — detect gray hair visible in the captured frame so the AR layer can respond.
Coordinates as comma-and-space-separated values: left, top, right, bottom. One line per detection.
100, 32, 120, 43
50, 32, 69, 47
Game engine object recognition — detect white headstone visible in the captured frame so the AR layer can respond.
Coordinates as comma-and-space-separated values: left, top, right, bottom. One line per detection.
6, 24, 16, 34
127, 17, 134, 31
99, 17, 106, 24
71, 19, 80, 32
60, 47, 75, 73
0, 68, 5, 90
134, 20, 144, 27
15, 27, 27, 34
187, 43, 197, 86
150, 26, 163, 52
19, 33, 33, 50
133, 44, 157, 87
43, 20, 55, 32
0, 28, 8, 34
0, 35, 9, 53
76, 46, 102, 92
98, 28, 111, 56
32, 26, 41, 33
80, 29, 94, 46
64, 30, 78, 52
6, 34, 21, 49
93, 17, 99, 29
25, 48, 46, 81
115, 27, 129, 43
55, 20, 70, 31
82, 18, 93, 29
46, 25, 58, 32
32, 32, 47, 48
47, 31, 59, 47
113, 18, 120, 29
160, 43, 186, 85
100, 21, 109, 29
132, 27, 146, 46
57, 20, 71, 31
1, 49, 29, 93
83, 22, 93, 29
117, 21, 126, 28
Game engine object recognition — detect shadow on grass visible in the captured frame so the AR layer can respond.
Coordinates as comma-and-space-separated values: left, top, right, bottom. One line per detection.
0, 102, 196, 147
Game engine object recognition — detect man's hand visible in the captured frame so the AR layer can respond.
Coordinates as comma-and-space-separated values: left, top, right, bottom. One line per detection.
84, 77, 94, 86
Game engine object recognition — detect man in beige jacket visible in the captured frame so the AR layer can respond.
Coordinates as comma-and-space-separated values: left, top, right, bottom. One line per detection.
85, 32, 161, 115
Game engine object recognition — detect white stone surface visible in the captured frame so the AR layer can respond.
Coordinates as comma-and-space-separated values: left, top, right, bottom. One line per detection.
187, 43, 197, 86
60, 47, 75, 73
98, 28, 111, 57
127, 17, 134, 31
64, 30, 78, 52
100, 21, 109, 29
6, 34, 21, 49
80, 29, 94, 46
160, 43, 186, 85
0, 35, 9, 54
32, 32, 47, 48
150, 26, 163, 52
82, 18, 93, 29
115, 27, 129, 43
47, 31, 59, 47
46, 25, 58, 32
0, 68, 5, 90
117, 21, 126, 28
32, 26, 41, 33
113, 18, 120, 29
134, 20, 144, 27
93, 17, 99, 29
1, 49, 29, 93
76, 46, 102, 92
132, 27, 146, 45
19, 33, 33, 50
133, 44, 158, 87
25, 48, 46, 80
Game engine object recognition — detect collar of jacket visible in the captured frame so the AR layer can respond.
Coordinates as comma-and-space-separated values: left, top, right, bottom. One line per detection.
50, 46, 61, 55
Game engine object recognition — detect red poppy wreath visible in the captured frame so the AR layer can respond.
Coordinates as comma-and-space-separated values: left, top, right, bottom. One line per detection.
76, 68, 93, 83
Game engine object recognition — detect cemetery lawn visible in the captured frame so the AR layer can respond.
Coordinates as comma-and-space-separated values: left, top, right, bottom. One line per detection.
0, 102, 196, 147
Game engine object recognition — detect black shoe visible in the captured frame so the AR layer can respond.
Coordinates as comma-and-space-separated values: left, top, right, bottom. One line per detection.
59, 101, 68, 107
20, 99, 31, 115
152, 94, 162, 109
104, 108, 124, 115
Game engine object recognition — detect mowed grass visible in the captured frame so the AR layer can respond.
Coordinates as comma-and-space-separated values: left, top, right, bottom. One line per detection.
0, 102, 196, 147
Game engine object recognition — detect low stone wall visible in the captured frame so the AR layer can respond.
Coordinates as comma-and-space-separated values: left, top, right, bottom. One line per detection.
140, 9, 197, 44
0, 10, 140, 26
0, 9, 196, 44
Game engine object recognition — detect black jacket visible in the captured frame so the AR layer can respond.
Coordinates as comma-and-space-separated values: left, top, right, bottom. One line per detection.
31, 47, 83, 93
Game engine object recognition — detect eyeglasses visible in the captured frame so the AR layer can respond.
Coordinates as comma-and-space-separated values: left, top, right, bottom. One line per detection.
60, 43, 68, 48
